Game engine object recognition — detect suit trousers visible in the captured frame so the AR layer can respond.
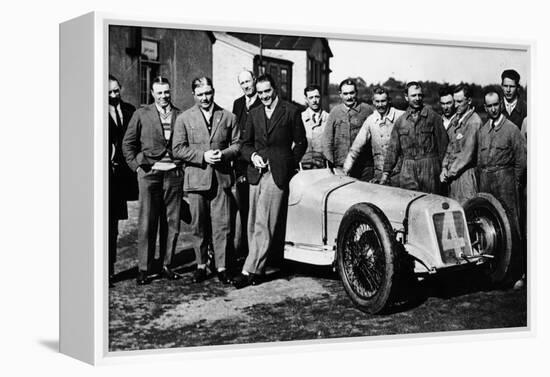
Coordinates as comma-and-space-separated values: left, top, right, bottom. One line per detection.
244, 172, 285, 275
187, 176, 231, 269
233, 179, 249, 258
109, 217, 119, 276
137, 168, 183, 272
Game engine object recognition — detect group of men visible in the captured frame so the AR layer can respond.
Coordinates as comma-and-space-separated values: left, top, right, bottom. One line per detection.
108, 67, 527, 289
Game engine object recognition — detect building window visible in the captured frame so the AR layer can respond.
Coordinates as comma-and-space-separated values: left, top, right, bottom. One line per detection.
139, 38, 161, 106
139, 61, 160, 105
254, 55, 293, 102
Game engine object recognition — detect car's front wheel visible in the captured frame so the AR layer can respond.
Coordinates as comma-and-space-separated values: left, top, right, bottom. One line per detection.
463, 193, 517, 286
336, 203, 399, 314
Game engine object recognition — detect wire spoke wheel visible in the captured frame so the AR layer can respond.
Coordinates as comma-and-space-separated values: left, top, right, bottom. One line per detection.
337, 203, 399, 314
342, 222, 384, 299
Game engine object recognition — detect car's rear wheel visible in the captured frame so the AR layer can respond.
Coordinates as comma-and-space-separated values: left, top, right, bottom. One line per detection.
336, 203, 399, 314
463, 193, 516, 285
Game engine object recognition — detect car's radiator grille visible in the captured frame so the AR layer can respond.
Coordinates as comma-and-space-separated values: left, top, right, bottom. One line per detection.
433, 211, 469, 264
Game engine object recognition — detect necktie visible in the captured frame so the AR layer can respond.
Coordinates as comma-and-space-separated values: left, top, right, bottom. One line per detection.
312, 113, 317, 124
115, 107, 122, 127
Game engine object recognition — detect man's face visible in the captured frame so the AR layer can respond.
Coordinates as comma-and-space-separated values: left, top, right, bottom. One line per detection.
501, 77, 518, 102
257, 81, 276, 107
238, 72, 256, 98
151, 83, 171, 108
484, 92, 502, 120
406, 85, 424, 110
439, 94, 454, 118
193, 84, 215, 110
373, 93, 389, 115
109, 80, 121, 106
453, 90, 471, 116
339, 84, 357, 108
305, 89, 321, 112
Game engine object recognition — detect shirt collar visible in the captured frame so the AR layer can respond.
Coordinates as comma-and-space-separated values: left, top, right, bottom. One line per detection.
491, 114, 505, 129
442, 113, 457, 122
306, 107, 323, 118
155, 102, 172, 115
504, 97, 518, 108
374, 107, 397, 123
199, 103, 214, 116
266, 96, 279, 111
456, 108, 475, 127
406, 105, 428, 119
246, 93, 258, 107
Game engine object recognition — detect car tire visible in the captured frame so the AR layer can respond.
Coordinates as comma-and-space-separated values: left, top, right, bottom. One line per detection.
463, 193, 517, 286
336, 202, 399, 314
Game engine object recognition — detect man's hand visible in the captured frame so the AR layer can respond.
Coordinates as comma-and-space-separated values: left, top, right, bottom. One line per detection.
369, 177, 379, 184
379, 172, 390, 185
204, 149, 222, 165
440, 168, 448, 183
251, 153, 267, 169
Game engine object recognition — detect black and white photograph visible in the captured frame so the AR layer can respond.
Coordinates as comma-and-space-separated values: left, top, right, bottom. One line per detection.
107, 23, 528, 352
7, 0, 550, 375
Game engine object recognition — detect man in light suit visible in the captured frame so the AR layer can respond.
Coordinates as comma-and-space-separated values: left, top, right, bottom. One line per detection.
233, 74, 307, 289
173, 77, 240, 284
122, 76, 184, 285
232, 70, 262, 260
108, 74, 137, 287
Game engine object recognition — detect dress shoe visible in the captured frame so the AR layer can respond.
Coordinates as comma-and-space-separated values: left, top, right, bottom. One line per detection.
161, 266, 182, 280
217, 270, 232, 284
192, 268, 208, 283
136, 270, 150, 285
233, 273, 260, 289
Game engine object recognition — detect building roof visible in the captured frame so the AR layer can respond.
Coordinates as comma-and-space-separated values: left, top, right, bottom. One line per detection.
212, 31, 289, 61
228, 32, 333, 57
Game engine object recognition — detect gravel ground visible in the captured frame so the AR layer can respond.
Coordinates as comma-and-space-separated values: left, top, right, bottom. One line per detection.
109, 202, 527, 352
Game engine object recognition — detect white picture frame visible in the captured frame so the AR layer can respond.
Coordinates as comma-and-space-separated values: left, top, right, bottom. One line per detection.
59, 11, 534, 366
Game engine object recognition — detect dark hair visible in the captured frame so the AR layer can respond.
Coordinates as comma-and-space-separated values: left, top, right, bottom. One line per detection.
256, 74, 277, 90
438, 85, 453, 98
151, 76, 170, 90
191, 76, 214, 92
453, 83, 472, 98
372, 86, 391, 103
339, 79, 357, 91
304, 84, 321, 96
372, 86, 390, 97
501, 69, 520, 84
483, 85, 503, 103
108, 74, 120, 86
405, 81, 422, 94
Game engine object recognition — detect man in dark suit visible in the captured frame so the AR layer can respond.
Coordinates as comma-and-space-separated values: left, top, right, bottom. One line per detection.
173, 77, 240, 284
108, 75, 137, 287
501, 69, 527, 129
232, 70, 262, 260
233, 74, 307, 288
122, 76, 184, 285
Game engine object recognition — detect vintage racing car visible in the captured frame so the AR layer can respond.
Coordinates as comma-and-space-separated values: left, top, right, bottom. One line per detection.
283, 168, 517, 314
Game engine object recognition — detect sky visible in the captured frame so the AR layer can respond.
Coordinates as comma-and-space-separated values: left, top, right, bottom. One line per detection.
328, 38, 529, 87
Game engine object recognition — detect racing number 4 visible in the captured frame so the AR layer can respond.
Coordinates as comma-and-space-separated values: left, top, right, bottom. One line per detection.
441, 211, 466, 257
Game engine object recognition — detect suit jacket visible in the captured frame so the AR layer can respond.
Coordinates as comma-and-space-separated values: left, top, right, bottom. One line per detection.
122, 103, 182, 172
172, 103, 240, 191
504, 98, 527, 129
109, 100, 138, 203
241, 99, 307, 189
233, 95, 263, 178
